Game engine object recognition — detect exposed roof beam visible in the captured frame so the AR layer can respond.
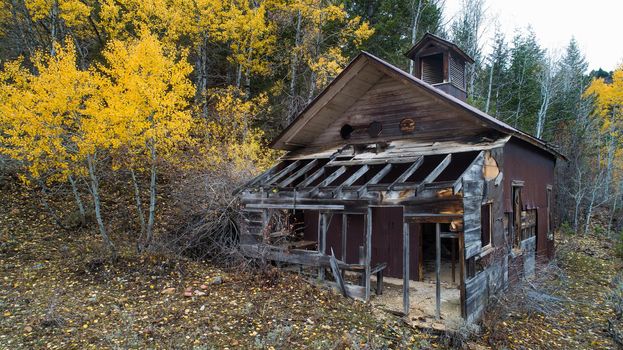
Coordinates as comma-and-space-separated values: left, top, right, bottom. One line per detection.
357, 163, 392, 197
264, 160, 301, 186
417, 154, 452, 192
389, 156, 424, 190
333, 165, 369, 196
278, 159, 319, 188
297, 166, 326, 188
311, 166, 347, 196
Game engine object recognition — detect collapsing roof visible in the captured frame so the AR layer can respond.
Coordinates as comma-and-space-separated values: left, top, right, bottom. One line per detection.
270, 51, 564, 160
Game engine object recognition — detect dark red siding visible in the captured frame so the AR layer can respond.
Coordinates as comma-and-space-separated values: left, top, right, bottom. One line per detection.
303, 208, 420, 279
502, 138, 556, 258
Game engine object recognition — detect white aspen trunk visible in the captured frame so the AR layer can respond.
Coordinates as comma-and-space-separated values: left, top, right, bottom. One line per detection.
195, 35, 210, 118
50, 0, 58, 55
408, 0, 423, 75
289, 10, 302, 97
608, 184, 620, 237
287, 10, 303, 123
235, 63, 243, 89
87, 154, 116, 258
130, 169, 146, 243
584, 185, 598, 235
145, 141, 157, 251
573, 164, 584, 232
485, 63, 494, 113
68, 174, 86, 226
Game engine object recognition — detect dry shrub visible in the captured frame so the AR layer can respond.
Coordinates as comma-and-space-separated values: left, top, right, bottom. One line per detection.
609, 274, 623, 346
162, 161, 256, 267
482, 256, 567, 344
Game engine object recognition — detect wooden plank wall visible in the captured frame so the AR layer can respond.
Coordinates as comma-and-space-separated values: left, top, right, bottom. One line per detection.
309, 75, 490, 147
463, 148, 509, 323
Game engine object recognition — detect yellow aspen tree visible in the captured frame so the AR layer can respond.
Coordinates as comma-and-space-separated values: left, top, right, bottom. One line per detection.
24, 0, 92, 53
0, 40, 116, 254
275, 0, 373, 120
197, 86, 279, 173
584, 65, 623, 235
96, 31, 194, 250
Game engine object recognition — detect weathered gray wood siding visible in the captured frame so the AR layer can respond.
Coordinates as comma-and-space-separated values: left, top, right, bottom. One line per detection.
463, 148, 508, 323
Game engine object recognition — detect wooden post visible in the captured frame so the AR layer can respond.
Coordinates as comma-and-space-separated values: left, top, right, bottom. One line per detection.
435, 222, 441, 320
459, 231, 466, 319
318, 212, 327, 280
403, 221, 410, 315
451, 237, 456, 284
262, 209, 269, 242
341, 214, 348, 262
364, 208, 372, 301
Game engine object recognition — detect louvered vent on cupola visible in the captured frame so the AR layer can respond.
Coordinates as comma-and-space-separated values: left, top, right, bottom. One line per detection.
405, 33, 474, 101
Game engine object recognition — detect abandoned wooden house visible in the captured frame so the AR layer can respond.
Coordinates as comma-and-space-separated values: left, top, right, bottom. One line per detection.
238, 33, 563, 323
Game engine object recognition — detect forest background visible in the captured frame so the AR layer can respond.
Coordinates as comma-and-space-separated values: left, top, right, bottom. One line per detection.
0, 0, 621, 256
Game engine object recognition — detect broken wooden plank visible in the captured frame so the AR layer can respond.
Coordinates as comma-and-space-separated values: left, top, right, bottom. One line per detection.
364, 208, 372, 301
404, 213, 463, 223
435, 222, 441, 320
311, 166, 347, 196
330, 248, 349, 298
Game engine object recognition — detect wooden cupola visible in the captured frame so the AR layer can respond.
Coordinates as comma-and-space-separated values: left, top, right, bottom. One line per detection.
405, 33, 474, 101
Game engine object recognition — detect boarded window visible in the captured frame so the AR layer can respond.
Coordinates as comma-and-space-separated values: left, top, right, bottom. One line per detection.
519, 209, 537, 241
449, 54, 465, 89
421, 54, 444, 84
481, 203, 492, 247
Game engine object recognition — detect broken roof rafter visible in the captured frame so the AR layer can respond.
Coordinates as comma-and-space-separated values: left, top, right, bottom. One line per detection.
243, 151, 480, 205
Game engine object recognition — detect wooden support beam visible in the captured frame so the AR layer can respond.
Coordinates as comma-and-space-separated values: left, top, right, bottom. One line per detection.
358, 163, 392, 197
333, 165, 369, 196
327, 156, 423, 166
341, 214, 348, 262
404, 213, 463, 223
435, 222, 441, 320
364, 208, 372, 301
417, 154, 452, 192
452, 237, 456, 284
313, 166, 347, 190
403, 220, 410, 315
390, 156, 424, 189
246, 203, 345, 211
278, 159, 319, 188
297, 165, 326, 188
265, 160, 301, 186
318, 212, 327, 280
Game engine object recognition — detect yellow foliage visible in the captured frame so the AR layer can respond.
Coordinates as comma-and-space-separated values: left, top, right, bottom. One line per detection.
95, 31, 195, 166
25, 0, 90, 27
276, 0, 374, 91
585, 64, 623, 137
0, 40, 95, 183
194, 86, 280, 172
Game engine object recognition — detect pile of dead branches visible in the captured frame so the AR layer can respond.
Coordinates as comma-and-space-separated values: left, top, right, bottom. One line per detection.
164, 164, 255, 267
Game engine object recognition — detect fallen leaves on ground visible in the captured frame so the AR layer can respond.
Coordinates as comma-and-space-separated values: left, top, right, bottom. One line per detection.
0, 184, 437, 349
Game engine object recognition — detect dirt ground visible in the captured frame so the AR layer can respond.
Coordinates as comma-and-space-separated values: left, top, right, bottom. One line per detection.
1, 182, 622, 349
0, 184, 441, 349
